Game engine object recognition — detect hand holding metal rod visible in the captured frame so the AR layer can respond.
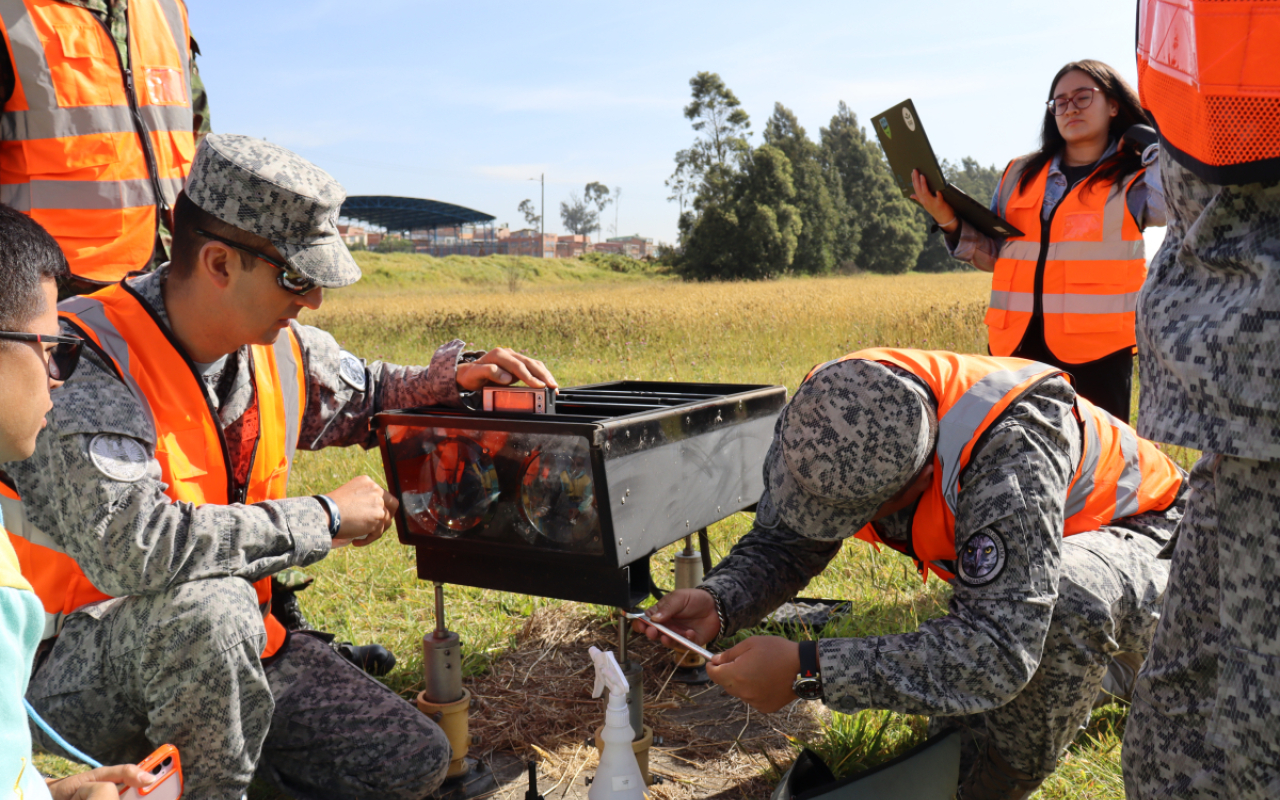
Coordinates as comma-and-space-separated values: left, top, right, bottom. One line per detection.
624, 612, 715, 661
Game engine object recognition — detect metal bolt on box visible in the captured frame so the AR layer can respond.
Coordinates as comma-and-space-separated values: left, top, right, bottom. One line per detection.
374, 380, 787, 608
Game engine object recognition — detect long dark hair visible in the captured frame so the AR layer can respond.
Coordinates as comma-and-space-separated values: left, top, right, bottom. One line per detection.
1017, 59, 1152, 196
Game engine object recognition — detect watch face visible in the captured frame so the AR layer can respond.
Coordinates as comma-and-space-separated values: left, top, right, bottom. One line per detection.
793, 676, 823, 701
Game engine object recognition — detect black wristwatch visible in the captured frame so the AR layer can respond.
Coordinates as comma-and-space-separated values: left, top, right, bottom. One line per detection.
792, 640, 823, 701
314, 494, 342, 538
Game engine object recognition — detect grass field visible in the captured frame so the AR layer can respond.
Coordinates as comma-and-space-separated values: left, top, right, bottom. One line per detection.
35, 253, 1196, 798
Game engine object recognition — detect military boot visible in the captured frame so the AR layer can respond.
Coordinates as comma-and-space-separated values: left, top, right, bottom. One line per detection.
270, 570, 316, 631
957, 744, 1044, 800
1094, 651, 1145, 708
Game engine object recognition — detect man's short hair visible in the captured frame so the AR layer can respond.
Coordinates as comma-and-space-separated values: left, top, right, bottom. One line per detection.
169, 191, 262, 279
0, 204, 69, 335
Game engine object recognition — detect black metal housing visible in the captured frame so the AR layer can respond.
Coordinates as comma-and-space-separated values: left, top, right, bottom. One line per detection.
374, 381, 786, 607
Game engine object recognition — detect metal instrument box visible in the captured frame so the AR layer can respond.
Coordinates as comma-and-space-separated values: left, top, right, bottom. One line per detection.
374, 381, 786, 607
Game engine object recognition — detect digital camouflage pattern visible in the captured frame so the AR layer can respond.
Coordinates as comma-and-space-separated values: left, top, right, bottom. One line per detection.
5, 268, 468, 799
1135, 151, 1280, 461
1123, 461, 1280, 798
186, 134, 362, 287
257, 632, 451, 800
701, 375, 1185, 790
763, 359, 935, 541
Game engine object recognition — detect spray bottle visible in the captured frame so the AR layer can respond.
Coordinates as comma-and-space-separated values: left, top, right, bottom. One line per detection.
588, 646, 646, 800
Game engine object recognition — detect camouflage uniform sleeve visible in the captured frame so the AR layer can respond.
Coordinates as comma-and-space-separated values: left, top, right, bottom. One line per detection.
189, 35, 211, 140
292, 322, 467, 451
699, 515, 843, 636
819, 377, 1080, 717
2, 350, 331, 598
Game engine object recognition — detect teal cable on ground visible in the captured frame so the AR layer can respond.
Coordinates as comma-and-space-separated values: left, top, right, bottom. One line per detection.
24, 698, 103, 769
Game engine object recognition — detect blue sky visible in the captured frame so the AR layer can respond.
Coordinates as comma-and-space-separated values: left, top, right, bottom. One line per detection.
192, 0, 1155, 249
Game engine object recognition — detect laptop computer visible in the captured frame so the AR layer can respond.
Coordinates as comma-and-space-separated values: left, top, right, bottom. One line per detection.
872, 99, 1023, 240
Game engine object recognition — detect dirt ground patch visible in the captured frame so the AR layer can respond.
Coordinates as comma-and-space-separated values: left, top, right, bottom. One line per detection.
466, 605, 828, 800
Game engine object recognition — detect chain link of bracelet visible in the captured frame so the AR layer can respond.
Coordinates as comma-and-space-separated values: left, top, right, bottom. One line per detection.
702, 586, 729, 643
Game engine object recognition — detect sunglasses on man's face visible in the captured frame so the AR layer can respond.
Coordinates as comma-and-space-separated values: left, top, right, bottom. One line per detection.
195, 229, 320, 296
0, 332, 84, 381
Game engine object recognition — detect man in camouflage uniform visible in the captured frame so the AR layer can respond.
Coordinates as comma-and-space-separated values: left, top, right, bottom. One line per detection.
3, 134, 557, 800
1121, 153, 1280, 797
638, 358, 1183, 800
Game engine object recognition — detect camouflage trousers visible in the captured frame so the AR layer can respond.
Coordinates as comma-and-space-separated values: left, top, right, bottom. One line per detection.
930, 527, 1170, 786
26, 576, 451, 800
1123, 455, 1280, 799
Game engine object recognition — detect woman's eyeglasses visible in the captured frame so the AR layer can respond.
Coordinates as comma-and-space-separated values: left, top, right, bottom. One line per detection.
1047, 87, 1102, 116
0, 332, 84, 380
195, 229, 319, 296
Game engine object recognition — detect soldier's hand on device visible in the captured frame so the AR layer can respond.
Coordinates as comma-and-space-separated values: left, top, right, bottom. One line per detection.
706, 635, 801, 714
47, 764, 155, 799
632, 589, 720, 648
328, 475, 398, 547
456, 347, 559, 392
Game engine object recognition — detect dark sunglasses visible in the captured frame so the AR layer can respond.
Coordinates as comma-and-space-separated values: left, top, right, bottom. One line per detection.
0, 332, 84, 380
195, 228, 319, 296
1047, 87, 1101, 116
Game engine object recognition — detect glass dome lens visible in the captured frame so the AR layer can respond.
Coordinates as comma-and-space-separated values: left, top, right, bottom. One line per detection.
419, 435, 500, 532
519, 449, 599, 545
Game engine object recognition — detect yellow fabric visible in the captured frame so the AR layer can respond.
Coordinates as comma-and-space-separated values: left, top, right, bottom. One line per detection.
0, 529, 33, 593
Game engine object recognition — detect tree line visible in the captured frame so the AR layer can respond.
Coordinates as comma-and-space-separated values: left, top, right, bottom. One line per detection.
669, 72, 1003, 279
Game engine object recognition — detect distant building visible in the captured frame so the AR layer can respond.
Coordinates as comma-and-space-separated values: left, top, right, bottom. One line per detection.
593, 234, 654, 259
507, 229, 557, 258
556, 234, 589, 259
338, 224, 367, 248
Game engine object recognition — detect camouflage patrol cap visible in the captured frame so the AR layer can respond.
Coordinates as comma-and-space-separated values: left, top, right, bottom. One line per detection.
763, 359, 936, 540
185, 133, 360, 288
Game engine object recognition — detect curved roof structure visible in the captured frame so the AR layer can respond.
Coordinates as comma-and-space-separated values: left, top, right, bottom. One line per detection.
340, 195, 495, 231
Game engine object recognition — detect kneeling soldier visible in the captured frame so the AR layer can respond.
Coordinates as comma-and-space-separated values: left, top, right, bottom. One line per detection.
637, 349, 1184, 800
1, 134, 556, 800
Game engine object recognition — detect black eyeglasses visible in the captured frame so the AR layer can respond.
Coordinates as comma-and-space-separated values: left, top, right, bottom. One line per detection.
0, 332, 84, 380
1047, 87, 1101, 116
195, 228, 319, 296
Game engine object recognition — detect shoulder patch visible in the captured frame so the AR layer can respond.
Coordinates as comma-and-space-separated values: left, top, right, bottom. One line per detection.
338, 351, 367, 392
956, 530, 1007, 586
89, 434, 149, 483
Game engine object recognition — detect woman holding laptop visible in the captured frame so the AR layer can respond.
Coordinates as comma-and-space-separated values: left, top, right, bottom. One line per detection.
913, 59, 1162, 421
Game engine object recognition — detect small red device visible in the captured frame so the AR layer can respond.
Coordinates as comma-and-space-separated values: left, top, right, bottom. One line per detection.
120, 744, 182, 800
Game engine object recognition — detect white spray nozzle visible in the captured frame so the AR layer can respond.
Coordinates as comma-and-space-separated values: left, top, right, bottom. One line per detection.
588, 646, 629, 701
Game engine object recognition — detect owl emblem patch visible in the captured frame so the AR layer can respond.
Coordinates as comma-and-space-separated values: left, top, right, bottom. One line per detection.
957, 531, 1006, 586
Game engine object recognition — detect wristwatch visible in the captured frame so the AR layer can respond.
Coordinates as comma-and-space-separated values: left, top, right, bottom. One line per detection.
314, 494, 342, 538
792, 641, 823, 701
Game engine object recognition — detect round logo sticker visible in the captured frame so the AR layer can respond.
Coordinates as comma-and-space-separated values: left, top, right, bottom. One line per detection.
902, 107, 917, 132
89, 434, 148, 483
957, 531, 1006, 586
338, 351, 367, 392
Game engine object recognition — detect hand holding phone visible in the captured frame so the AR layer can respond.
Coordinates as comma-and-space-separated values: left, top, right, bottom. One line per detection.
120, 745, 182, 800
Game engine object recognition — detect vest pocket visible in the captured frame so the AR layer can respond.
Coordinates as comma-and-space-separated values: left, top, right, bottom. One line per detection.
49, 24, 119, 107
1209, 646, 1280, 766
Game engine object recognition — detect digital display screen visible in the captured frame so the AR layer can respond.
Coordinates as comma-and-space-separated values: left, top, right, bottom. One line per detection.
493, 391, 536, 412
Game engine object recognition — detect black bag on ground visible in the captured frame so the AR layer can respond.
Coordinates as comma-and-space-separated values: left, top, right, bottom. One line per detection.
771, 730, 961, 800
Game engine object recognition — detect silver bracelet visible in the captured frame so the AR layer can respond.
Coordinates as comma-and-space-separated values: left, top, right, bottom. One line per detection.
938, 216, 957, 230
702, 585, 729, 642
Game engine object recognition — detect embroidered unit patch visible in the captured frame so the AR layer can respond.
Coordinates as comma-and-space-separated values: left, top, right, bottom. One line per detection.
957, 530, 1006, 586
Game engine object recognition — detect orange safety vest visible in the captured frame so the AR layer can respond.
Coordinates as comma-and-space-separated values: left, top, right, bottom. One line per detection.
802, 349, 1183, 582
0, 0, 196, 282
2, 282, 306, 658
1137, 0, 1280, 185
985, 158, 1146, 364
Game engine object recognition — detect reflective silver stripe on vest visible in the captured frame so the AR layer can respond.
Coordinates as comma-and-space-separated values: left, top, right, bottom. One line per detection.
1, 104, 193, 141
989, 290, 1141, 315
2, 177, 183, 211
273, 331, 304, 472
59, 295, 159, 444
0, 490, 70, 639
0, 1, 56, 109
937, 362, 1057, 513
1107, 409, 1143, 517
1065, 410, 1102, 518
998, 239, 1145, 263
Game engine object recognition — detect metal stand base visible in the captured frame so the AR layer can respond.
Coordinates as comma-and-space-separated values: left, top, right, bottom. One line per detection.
432, 757, 497, 800
672, 664, 711, 684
